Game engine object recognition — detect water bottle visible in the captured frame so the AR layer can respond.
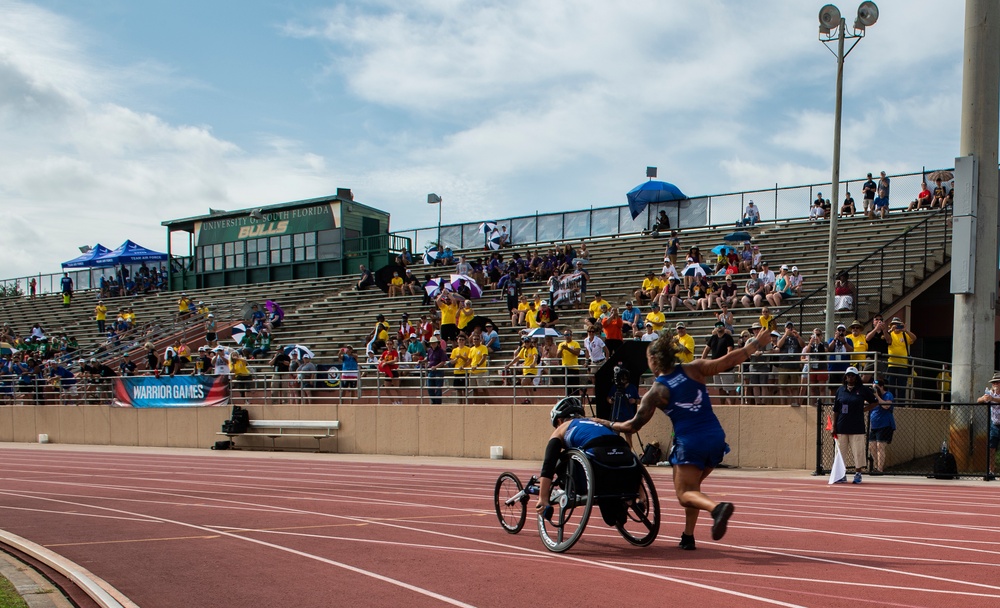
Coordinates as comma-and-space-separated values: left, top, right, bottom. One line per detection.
941, 440, 948, 455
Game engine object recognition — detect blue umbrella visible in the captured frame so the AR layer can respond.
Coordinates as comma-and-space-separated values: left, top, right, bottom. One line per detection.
423, 248, 441, 265
711, 245, 736, 256
626, 180, 687, 220
723, 231, 752, 242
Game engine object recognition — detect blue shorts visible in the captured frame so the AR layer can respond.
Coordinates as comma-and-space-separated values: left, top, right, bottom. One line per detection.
989, 424, 999, 450
668, 434, 729, 470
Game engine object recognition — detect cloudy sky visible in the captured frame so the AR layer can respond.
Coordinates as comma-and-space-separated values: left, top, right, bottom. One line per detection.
0, 0, 969, 278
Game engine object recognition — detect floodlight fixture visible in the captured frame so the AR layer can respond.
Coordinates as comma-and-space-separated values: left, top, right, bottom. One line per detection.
427, 193, 442, 205
249, 209, 265, 221
854, 1, 878, 31
646, 166, 657, 179
818, 4, 841, 34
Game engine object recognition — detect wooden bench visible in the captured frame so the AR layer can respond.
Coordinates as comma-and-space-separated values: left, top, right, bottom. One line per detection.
218, 420, 339, 452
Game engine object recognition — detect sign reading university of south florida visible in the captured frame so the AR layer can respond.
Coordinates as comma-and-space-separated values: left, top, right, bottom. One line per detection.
113, 376, 230, 408
195, 203, 338, 246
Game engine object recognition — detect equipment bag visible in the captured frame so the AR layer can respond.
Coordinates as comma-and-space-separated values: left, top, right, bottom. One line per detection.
932, 451, 958, 480
221, 406, 250, 434
211, 440, 232, 450
639, 442, 662, 466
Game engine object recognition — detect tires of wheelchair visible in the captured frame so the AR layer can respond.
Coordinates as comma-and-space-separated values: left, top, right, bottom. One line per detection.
537, 449, 594, 553
494, 472, 527, 534
614, 464, 660, 546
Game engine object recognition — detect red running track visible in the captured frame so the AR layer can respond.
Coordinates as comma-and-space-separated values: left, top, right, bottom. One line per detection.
1, 444, 999, 608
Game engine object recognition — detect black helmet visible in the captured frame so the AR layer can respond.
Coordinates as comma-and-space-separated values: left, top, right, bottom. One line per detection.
550, 397, 585, 428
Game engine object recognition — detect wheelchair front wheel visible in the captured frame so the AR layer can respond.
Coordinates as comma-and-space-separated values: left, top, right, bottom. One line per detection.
538, 449, 594, 553
494, 472, 527, 534
616, 465, 660, 547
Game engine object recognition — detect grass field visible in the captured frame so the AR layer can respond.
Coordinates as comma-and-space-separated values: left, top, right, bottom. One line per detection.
0, 573, 27, 608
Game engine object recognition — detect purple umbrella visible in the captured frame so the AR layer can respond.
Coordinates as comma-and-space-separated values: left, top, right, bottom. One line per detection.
265, 300, 285, 321
449, 274, 483, 299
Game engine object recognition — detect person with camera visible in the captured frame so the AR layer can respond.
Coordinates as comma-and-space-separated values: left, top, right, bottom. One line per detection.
702, 322, 736, 405
976, 373, 1000, 481
800, 328, 829, 407
885, 317, 916, 402
775, 321, 804, 405
608, 364, 640, 452
868, 379, 895, 475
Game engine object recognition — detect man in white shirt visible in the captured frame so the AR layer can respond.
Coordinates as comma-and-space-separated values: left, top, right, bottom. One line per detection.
583, 327, 609, 375
788, 266, 804, 295
743, 200, 761, 226
758, 261, 776, 294
640, 323, 658, 342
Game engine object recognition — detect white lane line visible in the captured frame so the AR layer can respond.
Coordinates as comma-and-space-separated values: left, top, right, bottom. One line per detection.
600, 559, 1000, 599
0, 488, 805, 607
0, 505, 157, 523
741, 545, 1000, 568
0, 490, 478, 608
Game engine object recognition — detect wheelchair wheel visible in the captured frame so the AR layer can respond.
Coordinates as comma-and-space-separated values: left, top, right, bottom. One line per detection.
538, 449, 594, 553
494, 472, 527, 534
616, 465, 660, 547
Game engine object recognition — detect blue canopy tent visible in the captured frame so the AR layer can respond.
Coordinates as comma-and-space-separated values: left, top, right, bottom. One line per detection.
626, 180, 688, 221
61, 244, 112, 269
93, 240, 168, 266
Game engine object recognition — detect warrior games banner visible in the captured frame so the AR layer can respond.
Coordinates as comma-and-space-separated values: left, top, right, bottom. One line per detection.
113, 376, 230, 408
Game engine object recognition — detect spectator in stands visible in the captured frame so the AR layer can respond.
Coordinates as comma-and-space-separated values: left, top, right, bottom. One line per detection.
176, 293, 193, 321
873, 171, 890, 218
498, 225, 511, 248
840, 192, 856, 217
809, 193, 826, 221
437, 292, 464, 342
930, 178, 947, 209
885, 317, 916, 402
296, 353, 317, 401
29, 277, 36, 299
744, 325, 774, 404
425, 337, 447, 404
907, 182, 932, 211
119, 352, 137, 377
449, 335, 471, 393
945, 180, 955, 207
716, 303, 735, 335
506, 337, 540, 402
862, 173, 877, 218
644, 302, 666, 332
601, 307, 624, 355
844, 320, 867, 364
588, 292, 609, 320
766, 265, 795, 307
387, 271, 404, 297
510, 294, 529, 327
378, 337, 401, 394
672, 322, 695, 364
251, 329, 271, 359
702, 322, 736, 404
403, 269, 422, 296
683, 277, 706, 311
758, 262, 776, 294
355, 264, 375, 290
861, 314, 889, 382
834, 272, 855, 311
229, 352, 253, 403
634, 271, 661, 303
338, 346, 359, 389
828, 323, 853, 376
620, 301, 640, 338
681, 253, 706, 289
94, 300, 107, 334
557, 330, 583, 395
775, 322, 804, 405
537, 300, 559, 328
367, 314, 390, 357
466, 332, 490, 400
145, 343, 158, 374
741, 200, 760, 227
715, 275, 738, 310
652, 209, 671, 232
655, 276, 682, 312
799, 328, 829, 406
740, 270, 765, 308
583, 327, 609, 377
60, 272, 73, 306
786, 266, 803, 296
665, 231, 681, 268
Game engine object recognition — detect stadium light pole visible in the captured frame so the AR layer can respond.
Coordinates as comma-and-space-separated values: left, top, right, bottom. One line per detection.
818, 2, 878, 337
427, 193, 443, 247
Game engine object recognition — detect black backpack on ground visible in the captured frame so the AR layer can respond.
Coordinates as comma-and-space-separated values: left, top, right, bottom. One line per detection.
221, 406, 250, 434
932, 448, 958, 480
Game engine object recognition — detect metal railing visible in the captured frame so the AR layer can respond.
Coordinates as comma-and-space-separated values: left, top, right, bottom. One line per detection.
390, 169, 942, 252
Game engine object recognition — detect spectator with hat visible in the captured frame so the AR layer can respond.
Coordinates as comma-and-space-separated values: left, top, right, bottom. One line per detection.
673, 323, 695, 364
766, 265, 795, 307
741, 200, 760, 227
94, 300, 108, 334
583, 327, 609, 377
425, 337, 447, 404
868, 379, 896, 475
537, 300, 559, 328
861, 172, 877, 217
644, 302, 666, 332
775, 321, 804, 405
620, 301, 640, 337
205, 313, 218, 348
800, 327, 829, 406
466, 332, 490, 400
831, 366, 878, 484
588, 292, 609, 320
717, 275, 739, 309
758, 262, 776, 294
297, 352, 317, 402
744, 325, 776, 404
405, 334, 426, 363
702, 321, 736, 404
885, 317, 916, 402
741, 270, 765, 308
506, 336, 540, 402
788, 266, 804, 296
482, 323, 501, 353
557, 330, 583, 395
845, 320, 868, 364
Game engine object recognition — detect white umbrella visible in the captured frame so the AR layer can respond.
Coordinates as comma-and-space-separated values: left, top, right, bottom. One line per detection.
423, 248, 441, 265
283, 344, 315, 360
526, 327, 560, 338
478, 221, 498, 234
424, 278, 443, 297
487, 231, 503, 250
230, 323, 256, 345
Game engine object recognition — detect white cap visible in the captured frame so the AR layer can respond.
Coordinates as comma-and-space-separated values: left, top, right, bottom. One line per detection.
791, 266, 798, 272
845, 366, 860, 376
780, 264, 789, 270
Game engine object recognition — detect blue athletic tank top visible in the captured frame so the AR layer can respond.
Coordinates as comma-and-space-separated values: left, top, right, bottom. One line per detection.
654, 366, 724, 438
564, 418, 617, 449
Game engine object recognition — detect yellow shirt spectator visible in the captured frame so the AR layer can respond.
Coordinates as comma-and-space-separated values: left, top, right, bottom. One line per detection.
374, 322, 389, 342
440, 302, 459, 326
230, 358, 250, 376
518, 345, 539, 375
94, 303, 107, 321
887, 329, 915, 366
124, 311, 136, 324
759, 314, 775, 331
589, 298, 608, 319
645, 310, 666, 332
458, 307, 475, 330
390, 276, 403, 288
558, 340, 581, 367
674, 333, 695, 364
847, 331, 868, 362
642, 277, 662, 293
467, 344, 489, 374
450, 344, 470, 375
525, 306, 540, 329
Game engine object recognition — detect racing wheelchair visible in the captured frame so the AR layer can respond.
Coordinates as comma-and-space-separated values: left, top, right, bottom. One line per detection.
493, 445, 660, 553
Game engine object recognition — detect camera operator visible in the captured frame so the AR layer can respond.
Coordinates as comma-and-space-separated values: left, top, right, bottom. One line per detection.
608, 363, 640, 452
800, 328, 829, 407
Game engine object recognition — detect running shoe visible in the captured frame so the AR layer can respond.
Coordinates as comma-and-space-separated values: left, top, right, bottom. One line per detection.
711, 502, 735, 540
833, 476, 847, 484
852, 472, 862, 484
678, 533, 696, 550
